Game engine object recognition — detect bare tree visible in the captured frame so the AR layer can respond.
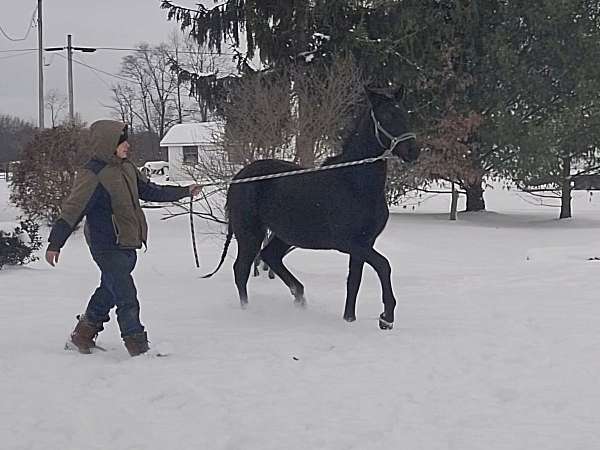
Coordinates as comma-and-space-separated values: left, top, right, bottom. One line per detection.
291, 56, 365, 165
108, 84, 136, 129
220, 68, 295, 165
387, 111, 483, 219
168, 31, 235, 123
217, 56, 365, 169
0, 114, 35, 163
168, 31, 185, 124
45, 89, 67, 128
162, 57, 367, 226
387, 46, 485, 219
117, 43, 180, 138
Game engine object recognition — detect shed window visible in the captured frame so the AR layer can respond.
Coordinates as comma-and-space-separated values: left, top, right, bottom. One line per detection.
182, 146, 198, 165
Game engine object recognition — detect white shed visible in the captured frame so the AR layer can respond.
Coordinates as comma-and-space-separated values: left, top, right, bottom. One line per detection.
160, 122, 223, 182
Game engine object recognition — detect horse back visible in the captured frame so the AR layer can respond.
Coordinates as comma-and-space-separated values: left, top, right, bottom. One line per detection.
227, 158, 389, 251
232, 159, 302, 180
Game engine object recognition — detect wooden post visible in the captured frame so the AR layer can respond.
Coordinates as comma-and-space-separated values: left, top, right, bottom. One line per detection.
450, 182, 458, 220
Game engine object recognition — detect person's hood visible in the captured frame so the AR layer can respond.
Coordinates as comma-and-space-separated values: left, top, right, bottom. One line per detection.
89, 120, 126, 163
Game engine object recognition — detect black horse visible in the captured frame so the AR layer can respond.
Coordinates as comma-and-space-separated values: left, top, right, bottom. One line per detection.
206, 87, 419, 329
252, 230, 276, 279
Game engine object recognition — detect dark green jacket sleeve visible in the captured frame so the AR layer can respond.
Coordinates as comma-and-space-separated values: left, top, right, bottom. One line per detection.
136, 169, 190, 203
48, 170, 99, 251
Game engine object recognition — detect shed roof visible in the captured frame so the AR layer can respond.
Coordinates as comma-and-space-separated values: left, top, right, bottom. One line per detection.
160, 122, 222, 146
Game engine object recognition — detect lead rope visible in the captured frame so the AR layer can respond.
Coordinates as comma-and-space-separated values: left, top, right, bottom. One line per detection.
200, 121, 416, 188
189, 196, 200, 268
188, 113, 416, 268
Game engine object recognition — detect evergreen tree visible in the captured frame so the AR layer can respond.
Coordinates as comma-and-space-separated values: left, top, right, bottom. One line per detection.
161, 0, 419, 166
493, 0, 600, 218
161, 1, 600, 215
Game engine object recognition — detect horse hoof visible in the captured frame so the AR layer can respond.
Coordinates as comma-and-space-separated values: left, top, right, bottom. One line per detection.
378, 314, 394, 330
240, 300, 249, 310
343, 315, 356, 323
294, 297, 307, 308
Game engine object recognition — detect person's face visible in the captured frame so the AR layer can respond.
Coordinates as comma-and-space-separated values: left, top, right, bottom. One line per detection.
115, 141, 130, 159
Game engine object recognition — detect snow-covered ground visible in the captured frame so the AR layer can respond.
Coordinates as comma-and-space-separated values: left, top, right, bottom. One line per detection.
2, 179, 600, 450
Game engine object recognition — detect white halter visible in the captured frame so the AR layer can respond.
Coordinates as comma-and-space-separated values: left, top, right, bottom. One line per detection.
370, 109, 417, 157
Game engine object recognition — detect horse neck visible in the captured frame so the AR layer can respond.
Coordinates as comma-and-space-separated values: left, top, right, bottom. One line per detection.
340, 111, 382, 162
337, 111, 388, 196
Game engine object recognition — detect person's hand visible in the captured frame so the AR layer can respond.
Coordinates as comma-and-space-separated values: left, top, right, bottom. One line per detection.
45, 250, 60, 267
188, 184, 203, 197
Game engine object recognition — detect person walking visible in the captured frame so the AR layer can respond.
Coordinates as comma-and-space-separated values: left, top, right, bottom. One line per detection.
46, 120, 201, 356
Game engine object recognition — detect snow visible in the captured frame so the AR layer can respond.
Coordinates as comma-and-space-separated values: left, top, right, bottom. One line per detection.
0, 191, 20, 234
141, 160, 169, 171
313, 32, 331, 41
2, 178, 600, 449
160, 122, 222, 147
0, 221, 19, 233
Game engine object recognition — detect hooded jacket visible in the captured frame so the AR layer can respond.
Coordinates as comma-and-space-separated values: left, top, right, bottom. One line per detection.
48, 120, 189, 251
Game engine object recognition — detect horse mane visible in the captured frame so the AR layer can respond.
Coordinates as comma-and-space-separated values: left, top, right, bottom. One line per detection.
321, 153, 344, 167
321, 98, 370, 167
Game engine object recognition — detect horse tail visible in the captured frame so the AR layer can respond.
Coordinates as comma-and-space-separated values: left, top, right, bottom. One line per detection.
201, 221, 233, 279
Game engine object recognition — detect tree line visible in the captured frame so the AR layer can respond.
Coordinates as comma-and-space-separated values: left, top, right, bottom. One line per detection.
3, 1, 599, 222
160, 0, 600, 219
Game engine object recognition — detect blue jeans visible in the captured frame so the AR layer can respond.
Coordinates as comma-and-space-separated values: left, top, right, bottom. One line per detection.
85, 249, 144, 338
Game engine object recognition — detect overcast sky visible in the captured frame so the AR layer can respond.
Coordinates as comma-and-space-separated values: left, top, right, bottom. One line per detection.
0, 0, 212, 125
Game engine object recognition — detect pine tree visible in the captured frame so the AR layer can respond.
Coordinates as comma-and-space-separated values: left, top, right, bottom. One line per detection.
493, 0, 600, 218
161, 1, 420, 166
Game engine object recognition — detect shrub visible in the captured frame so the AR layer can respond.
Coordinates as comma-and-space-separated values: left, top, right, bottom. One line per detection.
0, 220, 43, 270
9, 124, 90, 224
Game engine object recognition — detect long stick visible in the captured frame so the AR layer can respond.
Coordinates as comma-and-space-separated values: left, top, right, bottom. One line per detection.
189, 197, 200, 268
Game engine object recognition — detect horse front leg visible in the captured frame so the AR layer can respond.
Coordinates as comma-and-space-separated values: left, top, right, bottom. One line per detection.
343, 256, 365, 322
353, 246, 396, 330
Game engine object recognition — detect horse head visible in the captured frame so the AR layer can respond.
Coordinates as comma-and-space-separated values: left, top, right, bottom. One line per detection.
366, 86, 419, 163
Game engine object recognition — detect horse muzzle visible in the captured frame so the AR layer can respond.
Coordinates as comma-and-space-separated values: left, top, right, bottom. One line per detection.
394, 138, 420, 163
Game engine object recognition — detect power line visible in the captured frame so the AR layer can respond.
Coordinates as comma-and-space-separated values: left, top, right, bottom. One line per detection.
92, 46, 238, 56
0, 50, 35, 61
52, 53, 114, 106
0, 46, 238, 56
74, 56, 137, 84
55, 52, 136, 84
0, 2, 38, 42
0, 48, 38, 53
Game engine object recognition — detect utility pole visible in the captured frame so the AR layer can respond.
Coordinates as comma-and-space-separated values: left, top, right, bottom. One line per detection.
37, 0, 44, 128
67, 34, 74, 122
46, 36, 96, 123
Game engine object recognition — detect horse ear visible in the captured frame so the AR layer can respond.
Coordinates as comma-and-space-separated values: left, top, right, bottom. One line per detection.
365, 87, 388, 106
394, 85, 406, 101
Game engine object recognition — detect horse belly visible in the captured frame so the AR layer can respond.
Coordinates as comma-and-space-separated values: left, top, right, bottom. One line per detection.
258, 189, 368, 250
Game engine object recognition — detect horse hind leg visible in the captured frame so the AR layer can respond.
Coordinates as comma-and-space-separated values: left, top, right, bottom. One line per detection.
260, 237, 306, 307
233, 234, 263, 308
343, 256, 365, 322
252, 254, 260, 277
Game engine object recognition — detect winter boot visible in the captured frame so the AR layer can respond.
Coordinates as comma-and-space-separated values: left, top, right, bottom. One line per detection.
123, 332, 149, 357
68, 314, 103, 354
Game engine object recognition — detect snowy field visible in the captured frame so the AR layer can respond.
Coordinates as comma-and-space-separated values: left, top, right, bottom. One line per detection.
2, 178, 600, 450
